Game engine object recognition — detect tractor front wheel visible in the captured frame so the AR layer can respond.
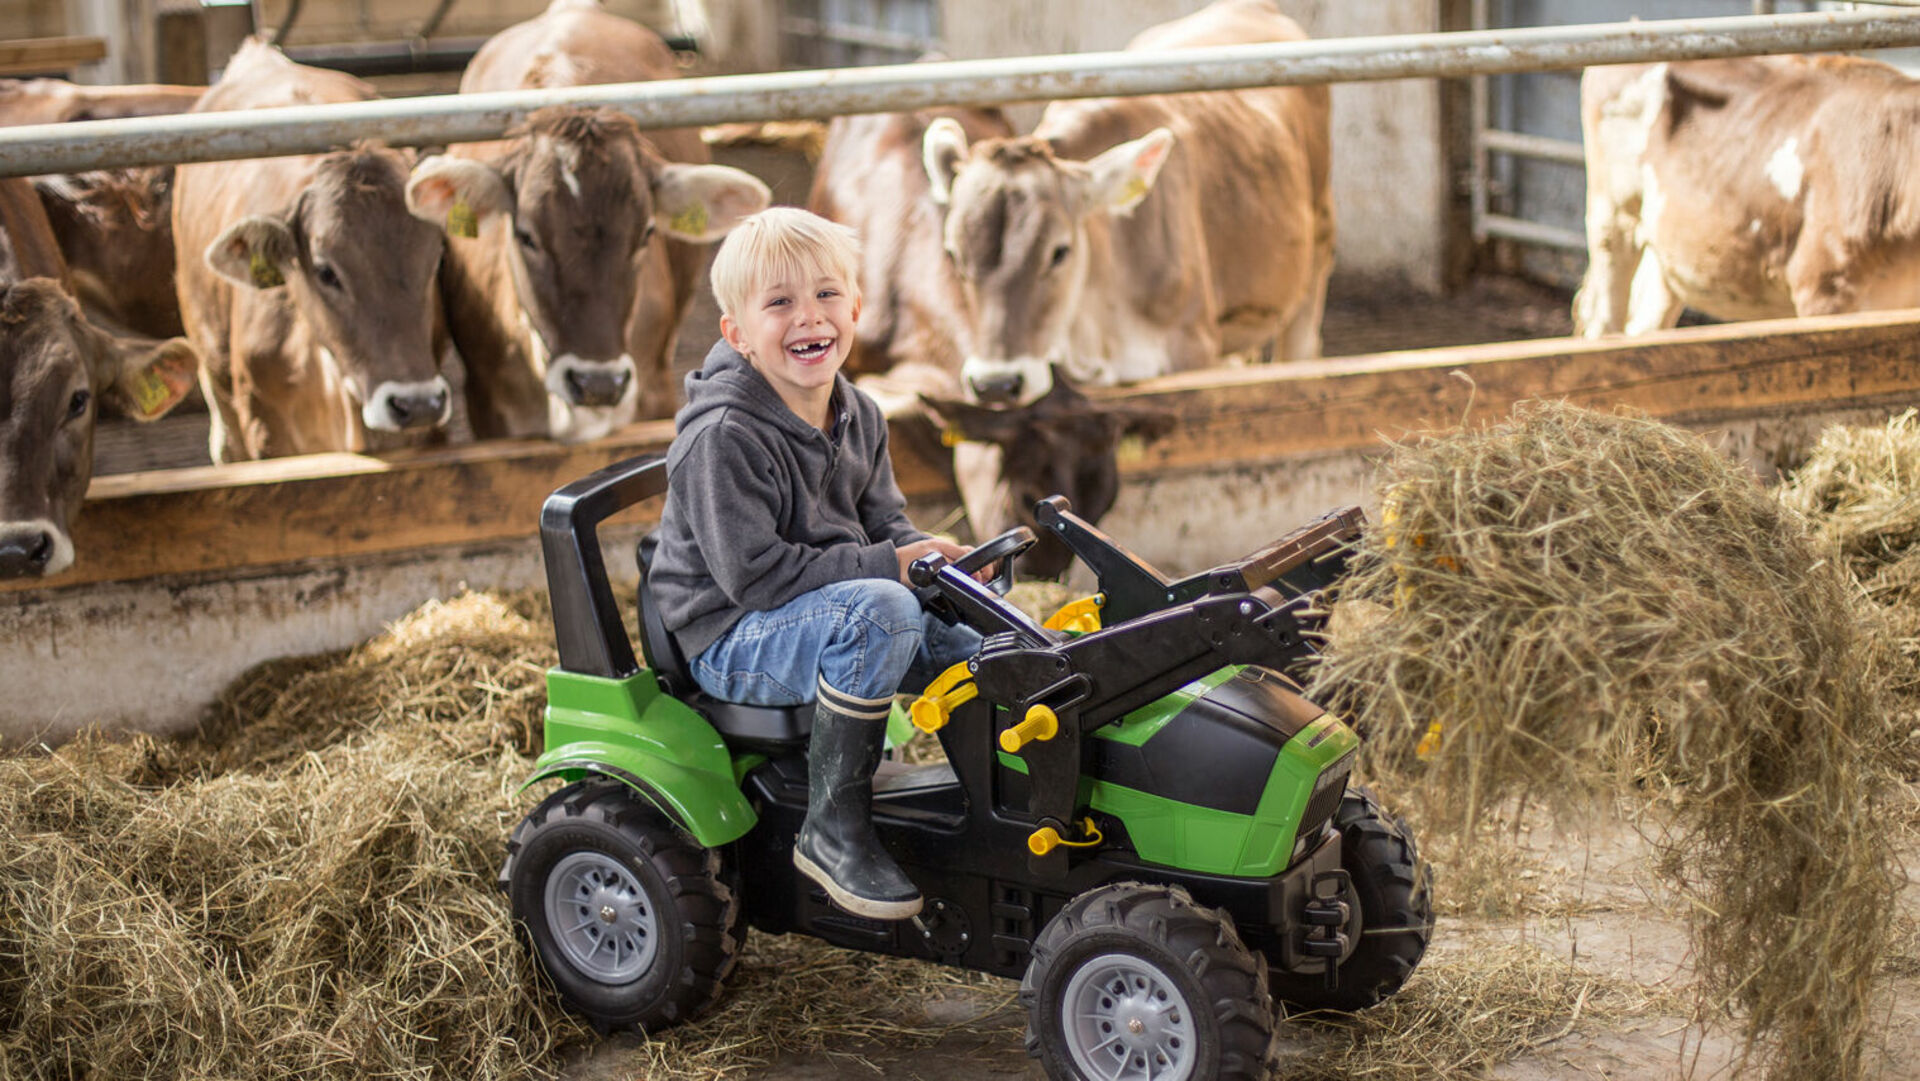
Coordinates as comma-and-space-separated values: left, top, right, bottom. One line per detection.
1022, 882, 1275, 1081
500, 779, 741, 1032
1270, 784, 1433, 1013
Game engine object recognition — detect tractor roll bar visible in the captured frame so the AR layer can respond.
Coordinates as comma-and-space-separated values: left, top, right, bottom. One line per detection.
539, 454, 667, 679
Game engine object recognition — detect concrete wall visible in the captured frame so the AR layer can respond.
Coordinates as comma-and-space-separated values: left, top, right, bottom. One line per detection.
936, 0, 1452, 292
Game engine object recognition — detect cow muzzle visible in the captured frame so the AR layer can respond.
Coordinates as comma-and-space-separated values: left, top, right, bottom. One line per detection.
363, 376, 454, 432
0, 519, 73, 579
963, 357, 1055, 407
546, 355, 637, 409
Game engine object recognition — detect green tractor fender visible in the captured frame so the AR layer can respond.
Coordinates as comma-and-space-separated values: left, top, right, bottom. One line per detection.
523, 668, 758, 847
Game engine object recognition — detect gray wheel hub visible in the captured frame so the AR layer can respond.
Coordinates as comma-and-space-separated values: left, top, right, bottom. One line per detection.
545, 850, 658, 983
1060, 952, 1198, 1080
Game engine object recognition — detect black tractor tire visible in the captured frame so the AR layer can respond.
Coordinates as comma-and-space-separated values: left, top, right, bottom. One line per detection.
1270, 784, 1433, 1013
1022, 882, 1276, 1081
500, 778, 742, 1032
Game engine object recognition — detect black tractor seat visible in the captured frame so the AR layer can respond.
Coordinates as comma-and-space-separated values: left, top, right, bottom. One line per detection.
636, 534, 813, 753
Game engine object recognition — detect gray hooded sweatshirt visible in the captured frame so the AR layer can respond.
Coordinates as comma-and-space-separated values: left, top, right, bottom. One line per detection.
650, 341, 928, 659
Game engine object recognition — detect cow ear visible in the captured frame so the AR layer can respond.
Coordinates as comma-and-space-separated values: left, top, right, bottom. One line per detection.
93, 335, 199, 422
652, 163, 771, 242
1083, 127, 1175, 216
206, 215, 296, 290
923, 117, 970, 205
406, 155, 511, 239
919, 392, 1025, 447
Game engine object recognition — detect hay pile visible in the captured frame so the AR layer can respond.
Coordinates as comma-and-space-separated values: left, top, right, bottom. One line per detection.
0, 591, 1013, 1081
0, 593, 577, 1080
1310, 401, 1908, 1081
1779, 410, 1920, 783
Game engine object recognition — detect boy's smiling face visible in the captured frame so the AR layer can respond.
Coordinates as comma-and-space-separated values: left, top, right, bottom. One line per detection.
721, 268, 861, 425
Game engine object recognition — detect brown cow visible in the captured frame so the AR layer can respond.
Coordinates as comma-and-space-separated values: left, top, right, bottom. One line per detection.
0, 78, 203, 126
0, 180, 195, 579
1576, 55, 1920, 336
35, 167, 185, 339
424, 0, 769, 443
810, 107, 1171, 577
811, 105, 1016, 382
922, 0, 1333, 407
0, 79, 201, 341
173, 40, 501, 461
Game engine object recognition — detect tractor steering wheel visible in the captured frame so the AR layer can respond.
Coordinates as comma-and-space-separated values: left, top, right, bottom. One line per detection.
950, 526, 1036, 597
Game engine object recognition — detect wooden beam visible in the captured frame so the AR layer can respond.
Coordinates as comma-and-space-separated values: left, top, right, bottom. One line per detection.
0, 36, 106, 76
8, 309, 1920, 595
1099, 309, 1920, 475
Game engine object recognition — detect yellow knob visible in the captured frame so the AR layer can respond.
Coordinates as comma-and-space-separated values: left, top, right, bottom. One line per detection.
1000, 704, 1060, 753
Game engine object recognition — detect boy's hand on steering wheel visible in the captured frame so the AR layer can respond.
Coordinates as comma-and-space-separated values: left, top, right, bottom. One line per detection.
896, 538, 992, 584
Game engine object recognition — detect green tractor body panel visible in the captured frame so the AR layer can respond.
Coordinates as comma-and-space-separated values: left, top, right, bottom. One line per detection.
998, 666, 1360, 877
527, 668, 759, 846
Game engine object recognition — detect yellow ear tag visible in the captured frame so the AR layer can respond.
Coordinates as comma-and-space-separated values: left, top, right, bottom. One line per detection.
125, 349, 195, 419
248, 251, 284, 288
447, 198, 479, 239
669, 202, 709, 237
128, 368, 172, 415
1120, 176, 1151, 207
1116, 433, 1146, 464
940, 426, 964, 448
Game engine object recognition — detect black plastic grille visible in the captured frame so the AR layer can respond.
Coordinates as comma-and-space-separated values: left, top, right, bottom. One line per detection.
1297, 751, 1354, 843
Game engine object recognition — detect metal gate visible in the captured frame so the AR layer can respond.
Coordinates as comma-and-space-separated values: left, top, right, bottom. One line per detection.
782, 0, 941, 68
1467, 0, 1908, 285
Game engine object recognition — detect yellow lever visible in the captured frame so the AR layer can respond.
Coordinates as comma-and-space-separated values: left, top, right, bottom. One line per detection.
1028, 817, 1104, 856
1043, 593, 1106, 635
909, 660, 977, 734
999, 704, 1060, 753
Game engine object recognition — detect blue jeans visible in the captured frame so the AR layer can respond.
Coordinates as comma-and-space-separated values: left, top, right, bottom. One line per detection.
691, 579, 983, 711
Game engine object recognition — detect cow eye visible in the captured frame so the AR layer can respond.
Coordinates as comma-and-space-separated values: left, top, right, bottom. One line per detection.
314, 263, 342, 291
515, 227, 539, 251
1049, 244, 1071, 269
66, 388, 90, 420
638, 222, 656, 247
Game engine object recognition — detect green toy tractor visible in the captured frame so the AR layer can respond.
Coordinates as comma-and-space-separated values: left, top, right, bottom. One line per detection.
502, 454, 1432, 1080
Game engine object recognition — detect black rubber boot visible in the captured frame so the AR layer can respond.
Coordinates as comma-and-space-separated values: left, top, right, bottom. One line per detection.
793, 700, 923, 920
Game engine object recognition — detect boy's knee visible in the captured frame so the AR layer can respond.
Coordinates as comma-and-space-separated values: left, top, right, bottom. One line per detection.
843, 579, 923, 635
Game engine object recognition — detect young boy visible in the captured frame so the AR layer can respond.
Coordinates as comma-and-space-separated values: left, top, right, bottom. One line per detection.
648, 207, 981, 920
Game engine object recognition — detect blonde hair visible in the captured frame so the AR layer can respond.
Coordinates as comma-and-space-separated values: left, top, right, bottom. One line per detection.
709, 206, 863, 321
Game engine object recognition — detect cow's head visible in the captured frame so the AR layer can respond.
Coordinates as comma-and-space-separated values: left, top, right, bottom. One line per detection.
0, 278, 195, 578
924, 120, 1175, 406
922, 371, 1174, 579
206, 146, 483, 437
409, 107, 768, 442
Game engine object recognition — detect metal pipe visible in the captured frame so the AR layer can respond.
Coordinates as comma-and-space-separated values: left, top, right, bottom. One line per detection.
2, 9, 1919, 178
1469, 0, 1491, 244
1480, 213, 1587, 252
1479, 127, 1585, 165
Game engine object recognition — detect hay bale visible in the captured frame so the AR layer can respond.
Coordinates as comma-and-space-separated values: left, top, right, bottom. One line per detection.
1309, 401, 1907, 1081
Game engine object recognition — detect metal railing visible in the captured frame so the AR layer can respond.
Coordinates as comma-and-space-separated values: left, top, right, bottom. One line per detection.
0, 9, 1917, 178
